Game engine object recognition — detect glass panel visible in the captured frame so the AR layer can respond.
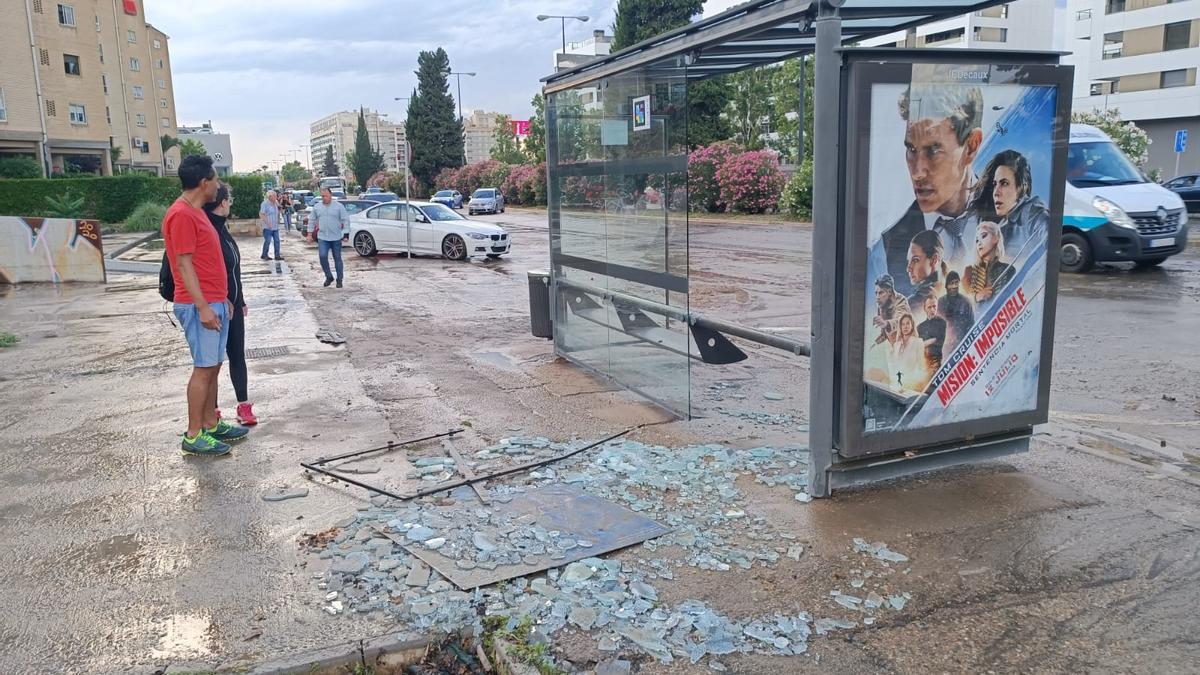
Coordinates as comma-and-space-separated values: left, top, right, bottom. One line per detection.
549, 54, 692, 416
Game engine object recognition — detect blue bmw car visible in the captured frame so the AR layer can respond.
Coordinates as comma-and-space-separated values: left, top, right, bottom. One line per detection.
431, 190, 463, 209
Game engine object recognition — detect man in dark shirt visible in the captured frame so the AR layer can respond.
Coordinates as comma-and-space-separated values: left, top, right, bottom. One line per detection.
917, 295, 947, 374
938, 271, 975, 353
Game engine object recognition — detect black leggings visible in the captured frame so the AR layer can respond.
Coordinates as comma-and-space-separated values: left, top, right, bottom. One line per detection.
226, 308, 248, 403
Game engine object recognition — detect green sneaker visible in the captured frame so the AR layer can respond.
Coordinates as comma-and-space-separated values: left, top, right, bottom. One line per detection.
182, 431, 231, 456
207, 418, 250, 442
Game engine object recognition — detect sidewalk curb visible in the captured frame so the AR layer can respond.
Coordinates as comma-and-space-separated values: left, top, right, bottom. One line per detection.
248, 632, 432, 674
105, 231, 159, 259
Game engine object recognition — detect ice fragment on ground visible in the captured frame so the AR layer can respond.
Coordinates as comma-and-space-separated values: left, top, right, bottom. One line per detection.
597, 635, 619, 652
794, 492, 813, 503
763, 392, 786, 401
262, 487, 309, 501
710, 661, 727, 672
405, 561, 430, 587
405, 526, 436, 542
617, 625, 673, 663
595, 659, 632, 675
786, 545, 804, 561
569, 605, 598, 630
331, 552, 369, 575
865, 592, 884, 609
473, 532, 498, 552
629, 580, 658, 601
888, 595, 908, 611
851, 579, 864, 589
424, 537, 446, 549
561, 562, 594, 584
377, 559, 402, 572
834, 594, 863, 611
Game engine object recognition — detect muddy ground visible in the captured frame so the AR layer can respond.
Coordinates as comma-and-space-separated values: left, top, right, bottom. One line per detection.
0, 210, 1197, 673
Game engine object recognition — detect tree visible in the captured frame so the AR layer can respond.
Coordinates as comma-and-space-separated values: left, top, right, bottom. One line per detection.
178, 138, 207, 158
280, 160, 311, 183
490, 114, 525, 164
321, 145, 339, 177
349, 109, 385, 189
1071, 108, 1156, 178
612, 0, 701, 50
406, 48, 465, 189
726, 68, 776, 151
160, 134, 179, 153
767, 56, 814, 164
525, 93, 546, 164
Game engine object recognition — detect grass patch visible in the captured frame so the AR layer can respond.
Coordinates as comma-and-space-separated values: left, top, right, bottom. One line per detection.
483, 615, 565, 675
117, 201, 167, 233
0, 332, 17, 348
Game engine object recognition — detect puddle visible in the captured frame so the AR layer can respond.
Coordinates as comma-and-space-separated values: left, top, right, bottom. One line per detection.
150, 613, 216, 659
75, 533, 193, 581
473, 350, 520, 371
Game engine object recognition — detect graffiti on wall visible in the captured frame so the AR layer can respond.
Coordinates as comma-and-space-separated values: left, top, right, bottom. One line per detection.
0, 217, 106, 284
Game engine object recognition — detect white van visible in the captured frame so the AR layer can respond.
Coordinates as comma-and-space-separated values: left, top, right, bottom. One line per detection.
1062, 124, 1189, 272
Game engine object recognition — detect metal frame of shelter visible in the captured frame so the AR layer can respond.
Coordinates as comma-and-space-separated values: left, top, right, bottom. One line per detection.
541, 0, 1060, 496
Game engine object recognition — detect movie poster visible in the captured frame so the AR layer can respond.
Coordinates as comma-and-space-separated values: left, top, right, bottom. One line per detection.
861, 64, 1057, 435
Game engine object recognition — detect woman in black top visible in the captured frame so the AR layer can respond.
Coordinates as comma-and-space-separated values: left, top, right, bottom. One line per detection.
202, 183, 258, 426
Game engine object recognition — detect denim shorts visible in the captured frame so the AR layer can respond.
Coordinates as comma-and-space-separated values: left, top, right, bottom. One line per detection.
173, 302, 230, 368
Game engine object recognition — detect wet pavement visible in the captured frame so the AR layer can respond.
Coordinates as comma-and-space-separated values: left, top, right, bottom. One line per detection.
0, 212, 1197, 673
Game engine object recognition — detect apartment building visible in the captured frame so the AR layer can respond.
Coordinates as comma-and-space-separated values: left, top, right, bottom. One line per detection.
178, 122, 233, 176
551, 30, 612, 111
309, 109, 407, 179
0, 0, 180, 176
860, 1, 1063, 51
463, 110, 502, 165
1067, 0, 1200, 176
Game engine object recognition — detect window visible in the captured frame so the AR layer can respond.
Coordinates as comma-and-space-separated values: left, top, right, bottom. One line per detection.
98, 43, 104, 64
132, 85, 143, 99
153, 39, 161, 49
1090, 82, 1103, 96
155, 59, 163, 69
68, 103, 86, 124
1106, 0, 1125, 14
0, 88, 7, 122
129, 57, 140, 71
1161, 69, 1188, 88
973, 26, 1008, 43
127, 29, 136, 44
94, 15, 100, 31
1103, 32, 1123, 59
1164, 21, 1191, 51
105, 106, 111, 125
159, 98, 168, 109
57, 4, 75, 26
136, 113, 146, 127
157, 79, 165, 89
160, 117, 169, 128
925, 27, 965, 44
63, 54, 81, 76
101, 73, 108, 94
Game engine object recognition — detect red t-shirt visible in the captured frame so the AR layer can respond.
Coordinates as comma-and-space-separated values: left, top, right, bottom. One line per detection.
163, 198, 227, 304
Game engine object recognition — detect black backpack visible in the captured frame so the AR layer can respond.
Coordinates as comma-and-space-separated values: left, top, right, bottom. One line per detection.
158, 251, 174, 302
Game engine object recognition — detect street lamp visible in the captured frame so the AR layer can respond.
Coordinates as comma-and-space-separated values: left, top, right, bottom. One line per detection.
445, 70, 476, 122
537, 14, 589, 57
393, 96, 414, 257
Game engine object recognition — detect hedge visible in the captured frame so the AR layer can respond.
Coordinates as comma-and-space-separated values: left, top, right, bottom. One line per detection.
0, 175, 178, 222
226, 175, 264, 219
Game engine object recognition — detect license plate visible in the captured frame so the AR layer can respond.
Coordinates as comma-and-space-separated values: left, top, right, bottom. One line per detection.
1149, 237, 1174, 248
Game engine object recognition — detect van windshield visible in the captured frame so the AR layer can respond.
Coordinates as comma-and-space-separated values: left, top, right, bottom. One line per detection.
1067, 142, 1146, 188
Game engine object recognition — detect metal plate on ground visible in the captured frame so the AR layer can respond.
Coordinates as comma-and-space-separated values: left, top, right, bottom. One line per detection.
403, 483, 671, 590
245, 345, 290, 359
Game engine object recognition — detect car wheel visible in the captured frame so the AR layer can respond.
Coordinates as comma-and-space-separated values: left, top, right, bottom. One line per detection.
353, 231, 377, 257
500, 205, 506, 213
442, 234, 467, 261
1134, 257, 1167, 269
1060, 232, 1093, 273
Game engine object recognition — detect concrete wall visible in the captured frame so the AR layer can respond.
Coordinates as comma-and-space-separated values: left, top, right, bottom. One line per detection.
1142, 117, 1200, 178
0, 217, 105, 284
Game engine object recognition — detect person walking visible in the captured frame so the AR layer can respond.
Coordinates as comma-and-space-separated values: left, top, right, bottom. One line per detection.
280, 191, 293, 233
310, 186, 350, 288
260, 190, 283, 261
204, 182, 259, 427
162, 155, 250, 456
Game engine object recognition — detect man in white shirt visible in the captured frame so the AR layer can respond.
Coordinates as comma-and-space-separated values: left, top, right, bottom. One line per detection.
309, 187, 350, 288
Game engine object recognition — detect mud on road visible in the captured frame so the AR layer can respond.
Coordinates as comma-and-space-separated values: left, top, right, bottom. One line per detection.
0, 211, 1196, 673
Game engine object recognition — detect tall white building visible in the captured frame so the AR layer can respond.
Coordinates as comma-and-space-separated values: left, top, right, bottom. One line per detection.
463, 110, 501, 165
551, 30, 613, 111
1066, 0, 1200, 177
309, 108, 407, 179
860, 1, 1064, 51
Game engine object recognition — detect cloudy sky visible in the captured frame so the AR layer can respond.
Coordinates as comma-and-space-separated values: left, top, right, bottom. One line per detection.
146, 0, 742, 172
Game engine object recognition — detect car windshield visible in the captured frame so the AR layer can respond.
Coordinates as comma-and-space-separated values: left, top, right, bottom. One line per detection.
435, 191, 452, 197
420, 204, 465, 221
1067, 142, 1146, 188
473, 190, 494, 198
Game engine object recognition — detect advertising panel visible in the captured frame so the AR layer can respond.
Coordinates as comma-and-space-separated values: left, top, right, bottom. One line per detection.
839, 56, 1071, 458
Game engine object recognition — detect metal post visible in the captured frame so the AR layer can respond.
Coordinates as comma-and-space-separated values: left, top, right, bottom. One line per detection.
456, 75, 463, 122
798, 54, 806, 163
404, 139, 412, 258
561, 17, 567, 55
807, 0, 843, 498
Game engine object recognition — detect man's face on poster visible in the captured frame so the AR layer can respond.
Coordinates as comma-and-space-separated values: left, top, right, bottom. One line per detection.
947, 278, 960, 296
875, 284, 889, 308
904, 117, 979, 214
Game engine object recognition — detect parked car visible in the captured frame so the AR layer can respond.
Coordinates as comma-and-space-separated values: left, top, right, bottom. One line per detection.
297, 199, 376, 236
468, 188, 505, 215
1163, 174, 1200, 215
359, 191, 400, 204
1061, 124, 1189, 272
349, 200, 511, 261
366, 186, 383, 194
431, 189, 464, 209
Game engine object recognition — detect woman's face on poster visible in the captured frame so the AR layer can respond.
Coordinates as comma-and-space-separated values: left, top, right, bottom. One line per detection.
992, 165, 1021, 218
900, 314, 914, 338
976, 224, 999, 259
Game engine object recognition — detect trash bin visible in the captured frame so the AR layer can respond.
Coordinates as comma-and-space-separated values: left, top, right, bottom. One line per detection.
527, 270, 552, 339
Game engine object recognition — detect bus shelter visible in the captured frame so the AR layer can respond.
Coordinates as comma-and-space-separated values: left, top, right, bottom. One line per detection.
541, 0, 1073, 496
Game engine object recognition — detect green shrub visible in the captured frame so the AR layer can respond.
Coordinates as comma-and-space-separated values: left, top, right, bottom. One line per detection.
0, 175, 178, 222
226, 175, 263, 219
779, 158, 813, 220
122, 201, 168, 232
0, 157, 42, 179
45, 190, 85, 218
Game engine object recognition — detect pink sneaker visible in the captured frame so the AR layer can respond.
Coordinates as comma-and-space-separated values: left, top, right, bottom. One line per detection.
236, 402, 258, 426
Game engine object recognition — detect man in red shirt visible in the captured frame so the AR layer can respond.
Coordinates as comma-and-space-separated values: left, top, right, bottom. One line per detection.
164, 155, 250, 455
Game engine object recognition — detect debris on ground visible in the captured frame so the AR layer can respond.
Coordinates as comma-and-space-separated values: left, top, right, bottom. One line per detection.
300, 437, 916, 668
0, 331, 17, 349
315, 328, 346, 345
262, 487, 309, 502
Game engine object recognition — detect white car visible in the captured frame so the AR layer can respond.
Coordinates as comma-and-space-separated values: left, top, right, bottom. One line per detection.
349, 201, 512, 261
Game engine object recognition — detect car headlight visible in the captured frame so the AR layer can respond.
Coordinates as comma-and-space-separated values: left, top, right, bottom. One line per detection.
1092, 196, 1135, 230
467, 232, 490, 240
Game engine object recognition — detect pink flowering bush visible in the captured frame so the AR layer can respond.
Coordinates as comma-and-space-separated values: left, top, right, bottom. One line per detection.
500, 163, 546, 206
688, 141, 741, 213
716, 150, 786, 214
